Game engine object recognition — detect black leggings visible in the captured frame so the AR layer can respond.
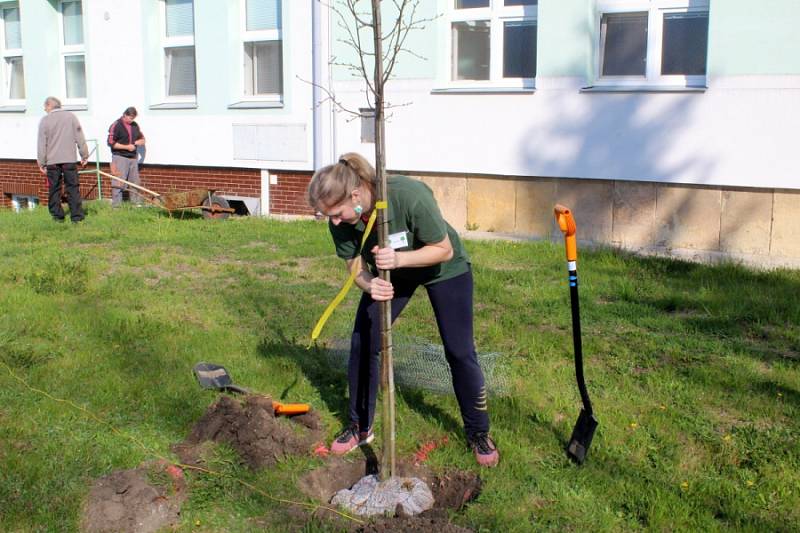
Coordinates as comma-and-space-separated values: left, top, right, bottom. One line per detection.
347, 268, 489, 437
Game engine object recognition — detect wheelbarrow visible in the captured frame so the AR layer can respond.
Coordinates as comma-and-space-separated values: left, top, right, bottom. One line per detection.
98, 170, 235, 219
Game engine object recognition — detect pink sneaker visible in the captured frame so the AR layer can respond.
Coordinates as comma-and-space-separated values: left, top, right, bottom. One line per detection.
330, 425, 374, 455
468, 432, 499, 467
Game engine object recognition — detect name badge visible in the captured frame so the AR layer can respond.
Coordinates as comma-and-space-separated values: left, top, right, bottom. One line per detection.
388, 231, 409, 250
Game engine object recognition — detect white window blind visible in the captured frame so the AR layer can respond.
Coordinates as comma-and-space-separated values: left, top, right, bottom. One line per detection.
166, 0, 194, 37
661, 12, 708, 76
166, 46, 196, 96
503, 20, 536, 78
65, 55, 86, 98
62, 1, 84, 46
3, 7, 21, 49
600, 12, 648, 76
246, 0, 281, 31
244, 41, 282, 95
7, 56, 24, 99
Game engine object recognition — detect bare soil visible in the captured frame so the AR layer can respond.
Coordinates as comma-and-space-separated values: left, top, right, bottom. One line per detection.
297, 456, 481, 532
83, 395, 480, 532
171, 394, 323, 469
81, 461, 186, 533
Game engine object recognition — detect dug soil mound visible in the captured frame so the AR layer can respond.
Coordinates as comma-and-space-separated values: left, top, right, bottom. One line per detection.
298, 456, 482, 532
172, 394, 323, 469
82, 461, 186, 533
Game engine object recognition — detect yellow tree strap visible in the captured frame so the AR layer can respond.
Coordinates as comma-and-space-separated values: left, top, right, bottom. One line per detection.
309, 201, 388, 344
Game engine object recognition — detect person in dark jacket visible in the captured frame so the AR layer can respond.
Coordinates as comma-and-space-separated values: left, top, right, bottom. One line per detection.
107, 107, 146, 207
37, 96, 89, 223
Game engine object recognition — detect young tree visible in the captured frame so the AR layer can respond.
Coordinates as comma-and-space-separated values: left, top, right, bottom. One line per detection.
324, 0, 435, 479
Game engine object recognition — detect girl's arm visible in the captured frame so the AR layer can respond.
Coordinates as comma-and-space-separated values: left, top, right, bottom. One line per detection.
346, 256, 394, 301
372, 234, 454, 271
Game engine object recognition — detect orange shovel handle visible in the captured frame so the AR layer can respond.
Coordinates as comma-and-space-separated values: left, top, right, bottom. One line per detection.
273, 401, 311, 416
554, 204, 578, 262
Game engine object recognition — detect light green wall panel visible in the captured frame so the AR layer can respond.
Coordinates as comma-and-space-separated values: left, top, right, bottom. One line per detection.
141, 1, 161, 109
141, 0, 293, 116
194, 0, 232, 111
537, 0, 592, 79
329, 0, 438, 81
20, 1, 61, 114
708, 0, 800, 75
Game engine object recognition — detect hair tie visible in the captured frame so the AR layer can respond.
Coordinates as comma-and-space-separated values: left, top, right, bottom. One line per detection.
338, 158, 349, 168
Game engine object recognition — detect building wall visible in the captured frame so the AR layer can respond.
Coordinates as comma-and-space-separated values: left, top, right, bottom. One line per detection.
417, 173, 800, 266
269, 171, 314, 216
0, 160, 49, 209
1, 0, 315, 172
329, 1, 800, 191
0, 155, 316, 215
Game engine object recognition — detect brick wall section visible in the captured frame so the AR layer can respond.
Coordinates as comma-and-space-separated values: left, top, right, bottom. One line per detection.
138, 165, 260, 198
271, 171, 314, 215
0, 159, 48, 208
2, 159, 315, 216
1, 158, 261, 207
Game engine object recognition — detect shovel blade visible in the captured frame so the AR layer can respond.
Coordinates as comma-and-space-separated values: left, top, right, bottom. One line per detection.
566, 409, 598, 464
193, 362, 233, 390
192, 362, 251, 394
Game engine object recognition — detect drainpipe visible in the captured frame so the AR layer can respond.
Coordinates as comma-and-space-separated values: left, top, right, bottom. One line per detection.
312, 0, 324, 169
312, 0, 334, 169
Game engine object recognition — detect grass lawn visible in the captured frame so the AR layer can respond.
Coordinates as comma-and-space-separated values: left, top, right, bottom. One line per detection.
0, 202, 798, 532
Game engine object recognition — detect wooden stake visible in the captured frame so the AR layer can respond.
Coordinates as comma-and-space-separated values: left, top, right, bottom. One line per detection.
371, 0, 396, 481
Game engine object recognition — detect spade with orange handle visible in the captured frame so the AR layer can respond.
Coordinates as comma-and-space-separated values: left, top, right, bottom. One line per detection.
554, 205, 598, 464
192, 362, 310, 416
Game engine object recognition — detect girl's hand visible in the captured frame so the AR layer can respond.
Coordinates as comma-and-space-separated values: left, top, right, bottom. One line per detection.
372, 245, 399, 270
369, 277, 394, 301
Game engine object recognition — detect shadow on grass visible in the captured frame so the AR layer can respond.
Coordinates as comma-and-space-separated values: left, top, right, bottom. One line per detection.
256, 334, 351, 427
396, 387, 463, 437
592, 253, 800, 366
255, 332, 465, 437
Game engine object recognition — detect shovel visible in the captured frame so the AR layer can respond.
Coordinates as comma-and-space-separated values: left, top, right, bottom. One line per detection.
192, 362, 311, 416
554, 205, 599, 464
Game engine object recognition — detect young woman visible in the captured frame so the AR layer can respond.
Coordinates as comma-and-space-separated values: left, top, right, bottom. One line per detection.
307, 152, 499, 467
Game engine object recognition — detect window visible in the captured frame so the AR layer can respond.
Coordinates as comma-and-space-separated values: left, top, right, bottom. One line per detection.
59, 1, 86, 101
11, 195, 38, 212
242, 0, 282, 99
595, 0, 709, 88
163, 0, 196, 99
0, 2, 24, 102
447, 0, 537, 88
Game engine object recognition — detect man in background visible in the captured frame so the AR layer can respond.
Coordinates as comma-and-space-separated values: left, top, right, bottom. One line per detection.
37, 96, 89, 223
107, 107, 146, 207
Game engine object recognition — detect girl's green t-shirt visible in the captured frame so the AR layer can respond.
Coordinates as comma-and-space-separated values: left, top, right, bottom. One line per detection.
328, 175, 469, 286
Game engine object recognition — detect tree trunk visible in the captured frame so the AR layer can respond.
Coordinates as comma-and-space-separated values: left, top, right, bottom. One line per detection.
371, 0, 396, 481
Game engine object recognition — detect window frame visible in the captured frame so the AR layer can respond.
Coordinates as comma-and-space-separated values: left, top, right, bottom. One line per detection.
240, 0, 283, 102
441, 0, 538, 91
11, 194, 38, 212
0, 2, 25, 105
593, 0, 709, 89
58, 0, 88, 105
160, 0, 197, 103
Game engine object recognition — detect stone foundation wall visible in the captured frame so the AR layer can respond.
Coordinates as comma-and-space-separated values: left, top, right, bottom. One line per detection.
416, 174, 800, 268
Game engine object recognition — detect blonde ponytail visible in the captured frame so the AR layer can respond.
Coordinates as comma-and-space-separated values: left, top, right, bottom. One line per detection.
307, 152, 376, 209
